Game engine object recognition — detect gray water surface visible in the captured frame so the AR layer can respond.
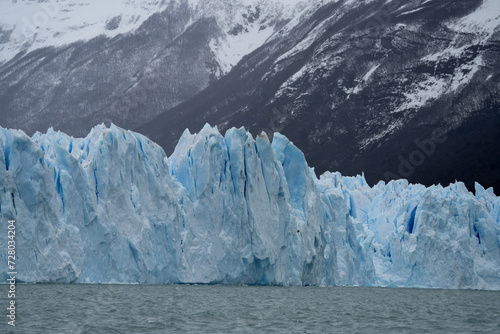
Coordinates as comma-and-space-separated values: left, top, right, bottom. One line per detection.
2, 284, 499, 333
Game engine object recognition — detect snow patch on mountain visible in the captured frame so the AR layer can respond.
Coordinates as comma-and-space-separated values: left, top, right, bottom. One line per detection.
449, 0, 500, 37
209, 24, 275, 74
350, 64, 381, 95
359, 119, 404, 149
200, 0, 310, 73
275, 13, 334, 63
393, 76, 449, 113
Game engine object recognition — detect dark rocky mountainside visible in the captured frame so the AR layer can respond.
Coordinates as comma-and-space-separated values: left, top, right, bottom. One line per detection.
138, 0, 500, 191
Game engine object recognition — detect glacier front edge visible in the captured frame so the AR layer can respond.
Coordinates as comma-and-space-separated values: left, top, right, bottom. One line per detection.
0, 124, 498, 289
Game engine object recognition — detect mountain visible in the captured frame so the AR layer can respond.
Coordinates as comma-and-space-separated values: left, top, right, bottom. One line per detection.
0, 0, 309, 136
138, 0, 500, 192
1, 124, 499, 288
1, 0, 498, 192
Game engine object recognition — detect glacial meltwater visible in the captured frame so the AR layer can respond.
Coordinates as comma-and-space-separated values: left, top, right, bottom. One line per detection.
2, 285, 499, 333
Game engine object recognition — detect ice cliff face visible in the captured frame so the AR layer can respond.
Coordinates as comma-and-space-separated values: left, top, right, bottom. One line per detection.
0, 124, 499, 289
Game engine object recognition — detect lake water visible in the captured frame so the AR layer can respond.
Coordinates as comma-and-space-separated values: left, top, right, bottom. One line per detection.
2, 284, 499, 333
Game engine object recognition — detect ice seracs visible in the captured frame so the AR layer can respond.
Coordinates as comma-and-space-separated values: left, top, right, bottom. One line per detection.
0, 124, 499, 289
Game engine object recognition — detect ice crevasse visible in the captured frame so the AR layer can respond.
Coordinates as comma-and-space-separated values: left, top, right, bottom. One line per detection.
0, 124, 499, 289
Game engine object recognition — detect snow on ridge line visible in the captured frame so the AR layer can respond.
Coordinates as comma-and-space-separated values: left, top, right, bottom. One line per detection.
0, 123, 499, 288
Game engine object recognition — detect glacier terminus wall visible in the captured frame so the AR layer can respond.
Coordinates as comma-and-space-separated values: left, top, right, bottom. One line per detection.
0, 124, 499, 289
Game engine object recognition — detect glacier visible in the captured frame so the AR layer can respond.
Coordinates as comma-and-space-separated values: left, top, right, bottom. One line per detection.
0, 124, 499, 289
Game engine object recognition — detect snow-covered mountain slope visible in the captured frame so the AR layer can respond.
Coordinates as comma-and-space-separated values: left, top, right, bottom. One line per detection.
0, 124, 499, 288
0, 0, 308, 69
0, 0, 312, 137
0, 0, 170, 64
140, 0, 500, 192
